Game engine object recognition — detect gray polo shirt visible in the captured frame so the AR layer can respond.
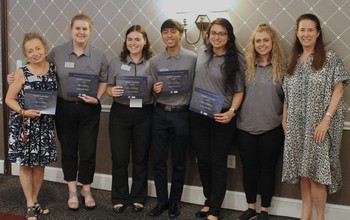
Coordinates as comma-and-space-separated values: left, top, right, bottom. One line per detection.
47, 41, 109, 101
150, 46, 197, 106
193, 45, 245, 109
107, 56, 154, 105
237, 64, 284, 135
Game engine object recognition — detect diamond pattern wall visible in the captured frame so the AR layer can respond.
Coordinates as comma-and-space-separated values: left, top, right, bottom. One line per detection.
1, 0, 350, 122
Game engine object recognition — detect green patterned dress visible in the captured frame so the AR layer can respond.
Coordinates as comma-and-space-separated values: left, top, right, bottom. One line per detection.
282, 49, 349, 194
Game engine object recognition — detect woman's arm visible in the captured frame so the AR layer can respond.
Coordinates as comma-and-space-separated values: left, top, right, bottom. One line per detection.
314, 81, 343, 143
282, 99, 287, 134
214, 91, 244, 124
5, 69, 40, 118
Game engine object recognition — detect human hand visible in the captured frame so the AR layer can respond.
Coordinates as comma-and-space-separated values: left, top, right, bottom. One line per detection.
314, 117, 331, 143
153, 82, 163, 94
282, 120, 286, 134
22, 109, 41, 118
7, 72, 15, 85
214, 110, 235, 124
78, 95, 99, 104
110, 86, 124, 97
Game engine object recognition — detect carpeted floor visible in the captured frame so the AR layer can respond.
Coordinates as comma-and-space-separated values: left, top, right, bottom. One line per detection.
0, 174, 298, 220
0, 212, 26, 220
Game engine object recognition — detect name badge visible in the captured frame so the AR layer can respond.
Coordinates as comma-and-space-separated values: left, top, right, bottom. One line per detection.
130, 99, 142, 108
121, 64, 131, 71
27, 76, 41, 82
65, 62, 75, 68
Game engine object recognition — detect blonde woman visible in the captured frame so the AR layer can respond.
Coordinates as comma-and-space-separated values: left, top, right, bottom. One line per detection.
236, 24, 285, 220
6, 33, 57, 220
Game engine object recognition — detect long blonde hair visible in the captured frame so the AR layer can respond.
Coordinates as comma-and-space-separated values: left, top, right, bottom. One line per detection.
245, 23, 284, 84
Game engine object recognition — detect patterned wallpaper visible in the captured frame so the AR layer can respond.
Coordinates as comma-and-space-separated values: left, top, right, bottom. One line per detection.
1, 0, 350, 122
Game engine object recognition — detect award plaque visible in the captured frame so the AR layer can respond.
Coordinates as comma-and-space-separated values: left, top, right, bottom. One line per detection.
67, 72, 99, 97
157, 70, 190, 94
189, 87, 225, 118
116, 76, 148, 99
24, 89, 57, 115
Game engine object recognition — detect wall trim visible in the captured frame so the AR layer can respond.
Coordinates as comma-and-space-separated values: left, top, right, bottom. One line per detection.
0, 160, 4, 174
344, 122, 350, 130
9, 163, 350, 219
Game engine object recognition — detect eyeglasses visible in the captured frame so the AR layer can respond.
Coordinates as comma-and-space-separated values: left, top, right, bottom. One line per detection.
209, 31, 228, 38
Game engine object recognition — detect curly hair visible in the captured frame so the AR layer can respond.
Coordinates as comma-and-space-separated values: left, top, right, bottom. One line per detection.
204, 18, 242, 94
287, 13, 326, 75
120, 25, 154, 63
245, 23, 284, 84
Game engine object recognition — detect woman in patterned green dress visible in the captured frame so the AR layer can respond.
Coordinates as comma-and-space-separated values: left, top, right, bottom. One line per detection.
282, 14, 349, 220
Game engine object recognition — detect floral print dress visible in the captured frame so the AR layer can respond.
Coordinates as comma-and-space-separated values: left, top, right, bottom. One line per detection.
8, 62, 58, 167
282, 49, 349, 194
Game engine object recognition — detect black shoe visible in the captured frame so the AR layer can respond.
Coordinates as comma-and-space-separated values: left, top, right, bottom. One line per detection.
257, 211, 269, 220
168, 203, 180, 218
237, 208, 257, 220
113, 204, 126, 213
148, 202, 169, 217
195, 210, 209, 218
132, 204, 144, 212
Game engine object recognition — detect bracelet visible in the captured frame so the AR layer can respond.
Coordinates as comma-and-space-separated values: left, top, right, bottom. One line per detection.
95, 98, 101, 105
229, 108, 237, 114
19, 108, 26, 116
325, 112, 333, 118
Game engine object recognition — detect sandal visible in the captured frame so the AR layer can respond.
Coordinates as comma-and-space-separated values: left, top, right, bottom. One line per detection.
68, 191, 79, 211
34, 202, 50, 215
26, 206, 37, 220
81, 190, 96, 209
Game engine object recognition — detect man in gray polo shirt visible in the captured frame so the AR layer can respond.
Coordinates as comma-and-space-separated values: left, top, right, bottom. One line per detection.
148, 19, 197, 218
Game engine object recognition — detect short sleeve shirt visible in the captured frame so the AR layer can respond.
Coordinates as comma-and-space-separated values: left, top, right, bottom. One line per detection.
193, 45, 245, 109
47, 41, 109, 101
107, 56, 154, 105
149, 46, 197, 106
237, 64, 284, 134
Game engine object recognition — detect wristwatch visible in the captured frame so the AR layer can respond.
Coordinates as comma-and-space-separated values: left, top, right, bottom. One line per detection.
229, 108, 237, 114
325, 112, 333, 118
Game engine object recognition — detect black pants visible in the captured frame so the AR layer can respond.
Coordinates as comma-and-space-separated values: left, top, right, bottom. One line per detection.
237, 126, 284, 208
55, 97, 101, 184
109, 102, 153, 205
151, 106, 189, 204
190, 112, 236, 217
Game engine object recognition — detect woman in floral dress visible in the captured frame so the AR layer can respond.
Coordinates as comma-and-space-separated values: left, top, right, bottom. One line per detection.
5, 33, 57, 220
282, 14, 349, 220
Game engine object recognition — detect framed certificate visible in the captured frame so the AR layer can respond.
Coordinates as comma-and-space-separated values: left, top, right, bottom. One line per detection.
189, 87, 225, 118
116, 76, 148, 99
157, 70, 190, 94
24, 89, 57, 115
67, 72, 99, 97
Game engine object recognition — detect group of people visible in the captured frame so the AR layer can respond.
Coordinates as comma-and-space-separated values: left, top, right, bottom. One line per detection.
5, 12, 349, 220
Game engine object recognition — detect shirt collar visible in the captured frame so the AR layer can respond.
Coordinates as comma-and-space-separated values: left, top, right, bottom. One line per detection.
126, 55, 145, 65
68, 40, 91, 57
255, 61, 272, 67
164, 46, 183, 60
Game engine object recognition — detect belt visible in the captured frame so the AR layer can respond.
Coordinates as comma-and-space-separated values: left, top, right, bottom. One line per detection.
156, 102, 189, 112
